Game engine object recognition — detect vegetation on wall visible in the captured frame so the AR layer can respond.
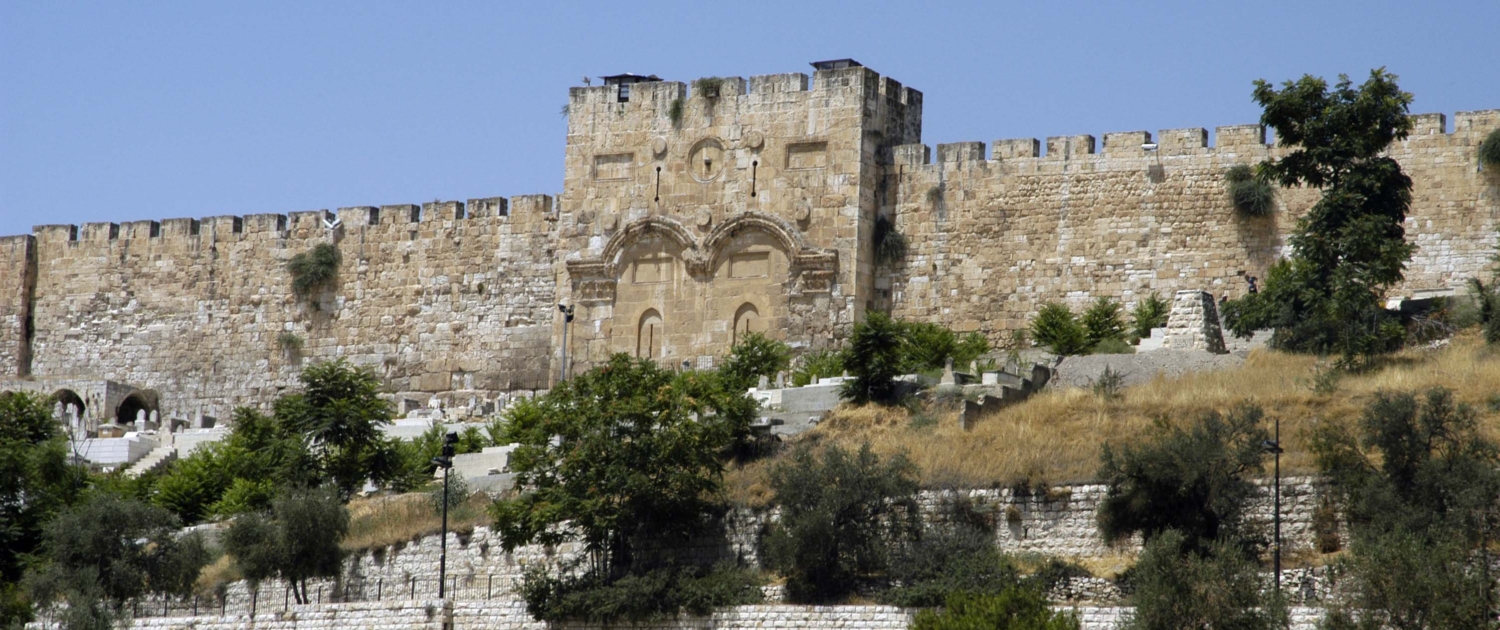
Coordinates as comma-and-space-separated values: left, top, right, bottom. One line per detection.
287, 243, 341, 298
872, 215, 908, 265
691, 77, 725, 98
1221, 69, 1415, 365
1480, 128, 1500, 170
1224, 164, 1276, 216
668, 97, 684, 126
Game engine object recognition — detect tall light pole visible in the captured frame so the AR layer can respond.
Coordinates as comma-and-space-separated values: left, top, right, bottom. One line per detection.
1262, 417, 1284, 594
432, 431, 458, 599
558, 303, 575, 383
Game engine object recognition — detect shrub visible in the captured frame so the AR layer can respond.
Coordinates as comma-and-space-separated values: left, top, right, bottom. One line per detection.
277, 332, 304, 352
1129, 292, 1170, 340
223, 487, 348, 604
900, 321, 988, 373
1467, 278, 1500, 344
1122, 530, 1284, 630
428, 473, 470, 515
720, 332, 791, 391
692, 77, 725, 98
912, 589, 1080, 630
1089, 338, 1135, 355
1081, 297, 1127, 348
518, 562, 762, 623
1029, 303, 1089, 356
287, 243, 341, 297
1480, 128, 1500, 169
763, 443, 920, 603
791, 348, 844, 387
873, 215, 908, 265
841, 313, 907, 405
1091, 366, 1125, 401
1097, 404, 1269, 552
1224, 164, 1276, 216
881, 525, 1019, 608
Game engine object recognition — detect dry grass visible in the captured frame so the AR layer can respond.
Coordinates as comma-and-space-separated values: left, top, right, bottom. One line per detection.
726, 333, 1500, 503
193, 555, 241, 597
342, 491, 493, 553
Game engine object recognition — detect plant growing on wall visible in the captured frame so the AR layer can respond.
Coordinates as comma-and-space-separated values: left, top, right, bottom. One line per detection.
1481, 128, 1500, 170
1224, 164, 1276, 216
872, 215, 908, 265
668, 97, 685, 126
286, 243, 341, 297
692, 77, 725, 99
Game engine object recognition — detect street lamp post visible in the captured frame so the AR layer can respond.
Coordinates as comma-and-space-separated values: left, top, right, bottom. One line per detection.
432, 431, 458, 599
1262, 417, 1284, 594
558, 304, 575, 383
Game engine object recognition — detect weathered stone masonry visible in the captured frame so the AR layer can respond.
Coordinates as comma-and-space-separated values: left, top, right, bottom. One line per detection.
1, 62, 1497, 422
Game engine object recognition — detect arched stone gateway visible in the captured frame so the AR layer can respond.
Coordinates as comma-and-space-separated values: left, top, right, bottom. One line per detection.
115, 392, 156, 428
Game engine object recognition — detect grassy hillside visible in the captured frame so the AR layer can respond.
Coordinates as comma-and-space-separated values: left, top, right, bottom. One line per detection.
727, 332, 1500, 506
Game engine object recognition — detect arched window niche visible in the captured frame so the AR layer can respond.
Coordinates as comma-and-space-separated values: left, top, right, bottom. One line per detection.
637, 309, 664, 359
732, 303, 763, 346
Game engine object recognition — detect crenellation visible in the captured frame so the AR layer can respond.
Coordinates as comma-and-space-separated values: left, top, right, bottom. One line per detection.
1454, 109, 1500, 132
421, 201, 465, 222
32, 224, 77, 244
1046, 134, 1096, 158
1214, 124, 1266, 147
466, 197, 508, 218
936, 142, 985, 163
748, 72, 809, 95
336, 206, 380, 227
200, 215, 243, 236
243, 213, 288, 234
80, 222, 119, 241
1411, 112, 1447, 135
993, 138, 1041, 159
1101, 131, 1151, 153
1158, 127, 1208, 153
889, 144, 931, 167
120, 220, 161, 239
160, 218, 200, 237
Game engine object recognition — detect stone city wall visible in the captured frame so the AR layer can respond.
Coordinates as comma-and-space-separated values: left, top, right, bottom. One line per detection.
9, 196, 558, 422
882, 110, 1500, 341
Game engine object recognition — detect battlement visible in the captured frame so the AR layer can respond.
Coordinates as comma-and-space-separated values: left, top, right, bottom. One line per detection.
885, 109, 1500, 170
17, 194, 557, 245
566, 64, 921, 112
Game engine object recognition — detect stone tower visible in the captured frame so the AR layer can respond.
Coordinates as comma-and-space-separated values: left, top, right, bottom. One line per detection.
554, 61, 922, 375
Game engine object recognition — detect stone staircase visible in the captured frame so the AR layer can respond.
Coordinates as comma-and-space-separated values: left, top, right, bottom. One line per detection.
124, 443, 178, 479
957, 360, 1056, 429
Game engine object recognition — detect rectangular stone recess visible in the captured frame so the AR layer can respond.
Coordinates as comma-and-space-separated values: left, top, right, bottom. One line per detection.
594, 153, 634, 180
729, 252, 770, 278
632, 256, 673, 284
785, 142, 828, 170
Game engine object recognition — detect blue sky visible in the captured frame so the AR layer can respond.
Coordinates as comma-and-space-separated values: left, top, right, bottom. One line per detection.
2, 1, 1497, 237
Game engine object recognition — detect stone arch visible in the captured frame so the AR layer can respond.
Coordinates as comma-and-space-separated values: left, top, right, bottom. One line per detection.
702, 212, 805, 271
637, 309, 664, 359
51, 389, 86, 426
115, 392, 155, 427
601, 216, 701, 276
731, 302, 765, 346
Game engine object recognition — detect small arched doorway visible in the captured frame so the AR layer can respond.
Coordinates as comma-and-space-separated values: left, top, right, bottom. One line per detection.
115, 393, 153, 427
637, 309, 663, 359
51, 389, 86, 423
732, 303, 763, 347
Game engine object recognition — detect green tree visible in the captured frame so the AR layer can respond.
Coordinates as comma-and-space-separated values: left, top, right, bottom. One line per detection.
489, 354, 750, 577
881, 519, 1018, 608
762, 443, 920, 603
222, 487, 348, 605
27, 494, 210, 612
1222, 69, 1415, 365
273, 359, 396, 497
719, 331, 791, 391
1097, 405, 1269, 552
1310, 388, 1500, 629
154, 408, 313, 522
841, 312, 907, 405
1030, 303, 1089, 356
1129, 292, 1170, 341
1122, 530, 1284, 630
1081, 297, 1127, 349
1, 392, 86, 628
913, 588, 1080, 630
900, 321, 989, 373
